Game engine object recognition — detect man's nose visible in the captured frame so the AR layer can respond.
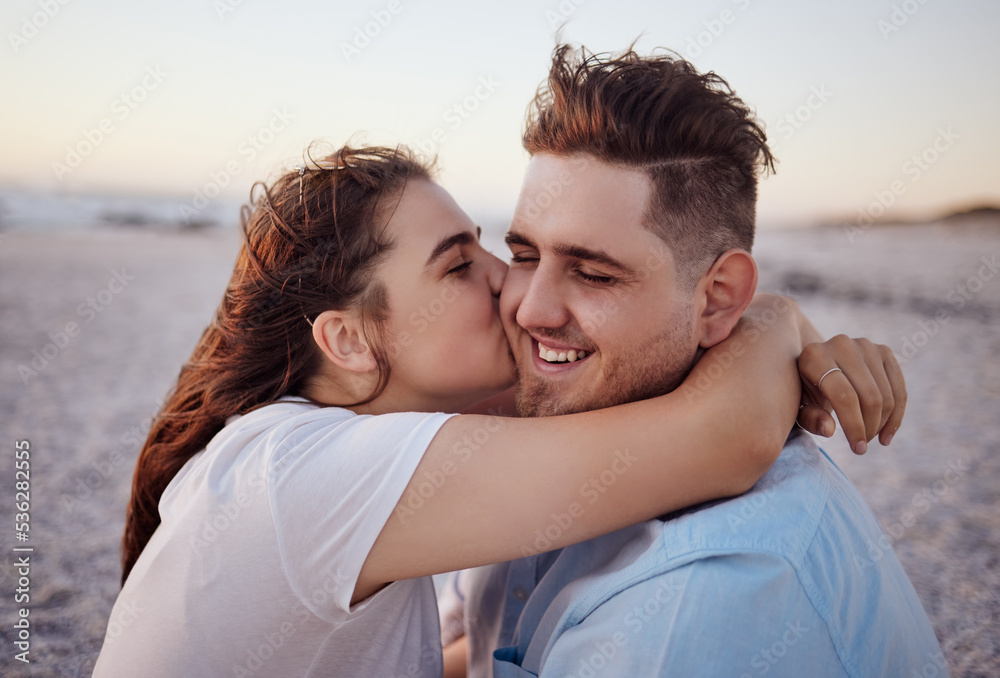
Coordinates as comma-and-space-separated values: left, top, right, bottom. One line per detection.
516, 265, 571, 331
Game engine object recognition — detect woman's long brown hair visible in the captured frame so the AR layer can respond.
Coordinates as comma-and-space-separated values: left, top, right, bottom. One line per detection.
120, 145, 431, 584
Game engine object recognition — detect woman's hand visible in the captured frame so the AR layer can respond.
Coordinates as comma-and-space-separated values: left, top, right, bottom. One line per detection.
795, 335, 907, 454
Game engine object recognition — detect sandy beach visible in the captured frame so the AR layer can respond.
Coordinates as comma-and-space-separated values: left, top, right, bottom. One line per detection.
1, 217, 998, 676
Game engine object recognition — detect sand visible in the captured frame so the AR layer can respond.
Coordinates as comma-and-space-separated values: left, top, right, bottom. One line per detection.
0, 218, 997, 676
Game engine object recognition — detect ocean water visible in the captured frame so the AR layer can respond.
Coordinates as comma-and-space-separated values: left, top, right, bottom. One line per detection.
0, 187, 243, 232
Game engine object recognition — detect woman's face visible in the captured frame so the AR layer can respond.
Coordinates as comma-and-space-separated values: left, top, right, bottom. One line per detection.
373, 179, 515, 413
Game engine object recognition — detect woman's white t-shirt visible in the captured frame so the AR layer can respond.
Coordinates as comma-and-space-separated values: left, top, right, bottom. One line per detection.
94, 398, 455, 677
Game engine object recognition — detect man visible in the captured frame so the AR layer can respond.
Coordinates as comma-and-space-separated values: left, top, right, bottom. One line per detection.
447, 46, 945, 676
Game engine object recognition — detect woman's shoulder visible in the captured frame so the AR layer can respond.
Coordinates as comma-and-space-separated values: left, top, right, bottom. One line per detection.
226, 398, 452, 447
216, 399, 454, 477
225, 395, 342, 427
213, 397, 350, 449
225, 396, 458, 432
163, 399, 351, 495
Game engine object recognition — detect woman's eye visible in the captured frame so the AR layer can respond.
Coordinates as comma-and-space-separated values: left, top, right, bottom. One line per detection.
447, 261, 473, 276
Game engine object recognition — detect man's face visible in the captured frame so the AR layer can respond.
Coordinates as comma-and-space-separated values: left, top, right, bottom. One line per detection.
501, 153, 701, 417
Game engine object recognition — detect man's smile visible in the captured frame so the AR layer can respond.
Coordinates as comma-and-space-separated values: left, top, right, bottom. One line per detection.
528, 335, 594, 375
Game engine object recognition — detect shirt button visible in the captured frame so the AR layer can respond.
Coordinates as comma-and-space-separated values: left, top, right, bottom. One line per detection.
513, 588, 528, 602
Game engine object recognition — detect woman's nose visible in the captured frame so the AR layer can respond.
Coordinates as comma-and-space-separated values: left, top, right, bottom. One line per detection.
488, 253, 508, 298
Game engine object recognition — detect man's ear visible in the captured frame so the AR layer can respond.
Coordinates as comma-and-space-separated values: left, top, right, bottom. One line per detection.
695, 249, 758, 349
311, 310, 378, 373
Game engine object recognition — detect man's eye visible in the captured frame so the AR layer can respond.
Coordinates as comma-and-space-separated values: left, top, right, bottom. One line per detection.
576, 270, 616, 285
447, 261, 473, 276
510, 254, 538, 264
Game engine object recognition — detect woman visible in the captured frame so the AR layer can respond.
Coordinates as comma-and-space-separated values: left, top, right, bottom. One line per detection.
94, 146, 902, 677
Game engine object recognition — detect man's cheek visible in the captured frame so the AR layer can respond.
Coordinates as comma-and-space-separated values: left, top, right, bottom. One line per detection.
499, 317, 525, 361
499, 307, 520, 342
498, 282, 525, 330
581, 301, 615, 334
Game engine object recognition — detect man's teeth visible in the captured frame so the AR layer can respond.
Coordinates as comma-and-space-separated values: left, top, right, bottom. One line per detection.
538, 342, 588, 363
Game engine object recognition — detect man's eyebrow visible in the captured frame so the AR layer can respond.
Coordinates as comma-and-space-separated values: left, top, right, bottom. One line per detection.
506, 230, 635, 276
504, 231, 534, 249
554, 243, 635, 275
425, 230, 477, 268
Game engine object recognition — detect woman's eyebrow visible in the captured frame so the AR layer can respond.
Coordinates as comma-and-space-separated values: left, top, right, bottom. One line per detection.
425, 231, 476, 268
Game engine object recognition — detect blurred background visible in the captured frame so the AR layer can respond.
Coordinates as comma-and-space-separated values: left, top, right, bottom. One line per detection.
2, 0, 999, 231
1, 0, 998, 675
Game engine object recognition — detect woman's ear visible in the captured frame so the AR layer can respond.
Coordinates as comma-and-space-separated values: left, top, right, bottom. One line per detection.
311, 310, 378, 373
695, 249, 758, 349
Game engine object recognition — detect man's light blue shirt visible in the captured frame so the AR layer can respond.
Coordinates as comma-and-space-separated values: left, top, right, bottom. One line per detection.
462, 432, 947, 678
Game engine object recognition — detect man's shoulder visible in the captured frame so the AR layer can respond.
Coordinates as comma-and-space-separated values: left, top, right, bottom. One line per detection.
539, 432, 843, 614
656, 430, 839, 566
535, 435, 944, 676
517, 435, 944, 677
547, 430, 883, 611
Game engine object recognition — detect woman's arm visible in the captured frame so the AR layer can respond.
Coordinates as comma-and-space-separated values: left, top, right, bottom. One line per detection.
356, 295, 900, 601
460, 386, 517, 417
354, 294, 800, 601
442, 637, 468, 678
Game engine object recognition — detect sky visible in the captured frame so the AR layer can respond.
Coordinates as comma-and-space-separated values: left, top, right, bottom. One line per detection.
1, 0, 998, 230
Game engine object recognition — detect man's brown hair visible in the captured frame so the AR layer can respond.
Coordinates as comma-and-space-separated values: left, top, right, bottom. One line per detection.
524, 44, 775, 287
